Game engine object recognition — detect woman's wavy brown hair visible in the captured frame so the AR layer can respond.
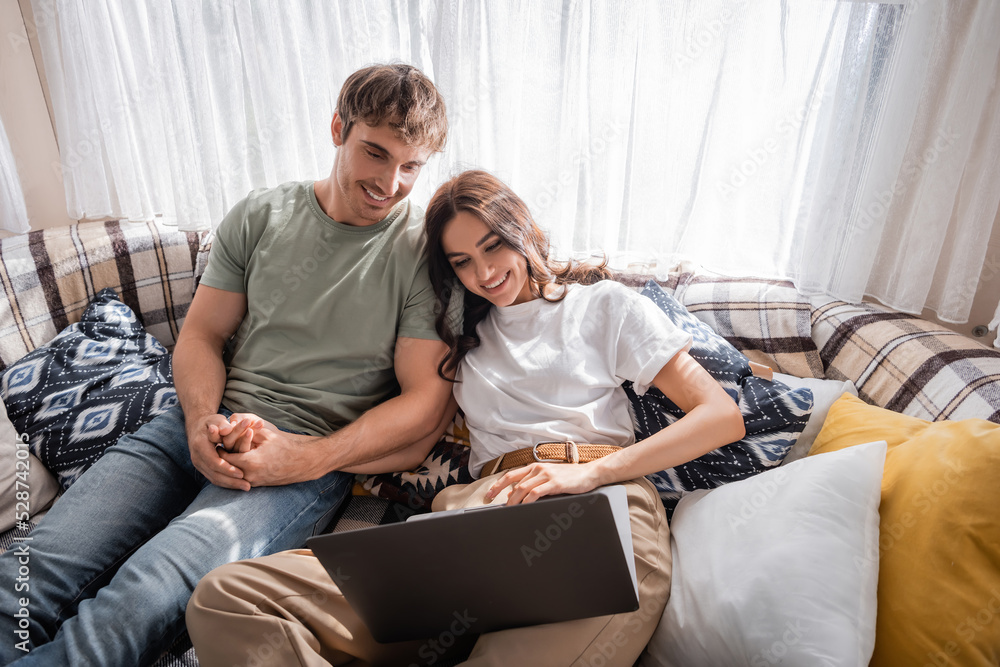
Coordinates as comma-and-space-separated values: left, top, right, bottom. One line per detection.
425, 170, 611, 380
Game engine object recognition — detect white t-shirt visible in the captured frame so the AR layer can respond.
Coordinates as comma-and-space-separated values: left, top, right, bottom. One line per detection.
454, 280, 693, 477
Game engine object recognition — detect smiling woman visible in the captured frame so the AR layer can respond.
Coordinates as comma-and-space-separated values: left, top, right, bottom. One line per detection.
424, 168, 746, 480
400, 168, 747, 663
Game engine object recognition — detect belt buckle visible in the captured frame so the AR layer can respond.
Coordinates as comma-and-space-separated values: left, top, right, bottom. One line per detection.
532, 441, 579, 464
532, 441, 564, 463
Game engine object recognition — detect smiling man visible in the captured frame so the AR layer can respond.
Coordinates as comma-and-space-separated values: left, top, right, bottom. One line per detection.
0, 64, 453, 667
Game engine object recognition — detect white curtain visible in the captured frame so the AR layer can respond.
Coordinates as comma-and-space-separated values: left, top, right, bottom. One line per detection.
790, 1, 1000, 323
34, 0, 1000, 323
0, 113, 29, 234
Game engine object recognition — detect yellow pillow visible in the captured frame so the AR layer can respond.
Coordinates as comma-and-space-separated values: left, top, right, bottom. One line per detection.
810, 394, 1000, 666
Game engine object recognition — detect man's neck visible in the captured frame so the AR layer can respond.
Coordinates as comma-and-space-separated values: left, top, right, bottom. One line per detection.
312, 176, 398, 228
312, 177, 338, 220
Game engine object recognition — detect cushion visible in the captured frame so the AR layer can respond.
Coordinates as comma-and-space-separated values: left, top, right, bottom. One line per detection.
641, 440, 883, 667
675, 269, 824, 378
0, 397, 60, 533
0, 288, 178, 488
0, 220, 201, 370
809, 394, 1000, 666
811, 297, 1000, 423
629, 280, 813, 513
774, 372, 858, 464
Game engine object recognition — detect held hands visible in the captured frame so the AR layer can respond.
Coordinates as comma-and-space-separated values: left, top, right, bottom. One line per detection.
212, 413, 273, 453
189, 412, 318, 490
187, 413, 251, 492
215, 414, 323, 488
484, 462, 604, 505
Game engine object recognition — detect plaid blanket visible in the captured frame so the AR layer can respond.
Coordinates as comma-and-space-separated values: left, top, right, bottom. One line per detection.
812, 298, 1000, 422
675, 272, 824, 379
0, 220, 201, 370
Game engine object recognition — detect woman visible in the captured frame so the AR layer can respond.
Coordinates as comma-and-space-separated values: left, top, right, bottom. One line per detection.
420, 169, 746, 665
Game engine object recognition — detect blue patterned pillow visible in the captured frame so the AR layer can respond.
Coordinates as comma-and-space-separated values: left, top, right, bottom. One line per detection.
630, 280, 813, 514
0, 288, 177, 488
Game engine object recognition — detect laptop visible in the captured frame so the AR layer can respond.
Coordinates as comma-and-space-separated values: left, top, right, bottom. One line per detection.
306, 485, 638, 643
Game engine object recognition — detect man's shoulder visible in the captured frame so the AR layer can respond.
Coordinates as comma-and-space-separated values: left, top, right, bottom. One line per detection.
212, 182, 315, 257
241, 180, 312, 213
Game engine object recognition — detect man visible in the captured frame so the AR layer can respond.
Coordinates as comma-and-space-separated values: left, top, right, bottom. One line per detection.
0, 63, 453, 666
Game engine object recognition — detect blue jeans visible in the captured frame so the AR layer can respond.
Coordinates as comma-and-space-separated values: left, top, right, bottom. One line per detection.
0, 404, 352, 666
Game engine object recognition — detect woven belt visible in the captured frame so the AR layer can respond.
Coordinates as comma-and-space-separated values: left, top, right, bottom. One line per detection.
479, 441, 622, 478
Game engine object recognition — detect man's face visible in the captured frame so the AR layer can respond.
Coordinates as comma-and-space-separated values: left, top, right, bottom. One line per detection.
328, 114, 432, 226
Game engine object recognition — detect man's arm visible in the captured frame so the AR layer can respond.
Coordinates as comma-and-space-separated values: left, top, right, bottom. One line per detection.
219, 337, 454, 486
173, 285, 253, 490
340, 394, 458, 474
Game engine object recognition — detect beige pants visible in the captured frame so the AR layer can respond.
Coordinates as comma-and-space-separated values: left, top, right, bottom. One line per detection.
186, 475, 671, 667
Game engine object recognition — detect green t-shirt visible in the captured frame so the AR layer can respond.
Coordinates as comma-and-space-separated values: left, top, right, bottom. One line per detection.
199, 181, 439, 436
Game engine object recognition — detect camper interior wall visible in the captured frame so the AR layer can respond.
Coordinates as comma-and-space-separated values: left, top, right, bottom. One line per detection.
928, 214, 1000, 345
0, 1, 995, 345
0, 0, 72, 237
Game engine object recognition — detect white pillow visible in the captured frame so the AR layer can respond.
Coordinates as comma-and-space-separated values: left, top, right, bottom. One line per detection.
0, 397, 61, 533
640, 440, 884, 667
775, 373, 858, 464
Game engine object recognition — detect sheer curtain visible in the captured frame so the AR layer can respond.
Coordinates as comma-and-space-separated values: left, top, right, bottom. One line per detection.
33, 0, 1000, 322
0, 113, 29, 234
791, 1, 1000, 323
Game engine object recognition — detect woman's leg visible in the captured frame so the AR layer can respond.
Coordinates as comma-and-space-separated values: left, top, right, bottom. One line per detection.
188, 549, 439, 667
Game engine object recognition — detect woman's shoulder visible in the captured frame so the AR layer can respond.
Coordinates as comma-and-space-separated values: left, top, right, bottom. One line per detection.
566, 279, 639, 305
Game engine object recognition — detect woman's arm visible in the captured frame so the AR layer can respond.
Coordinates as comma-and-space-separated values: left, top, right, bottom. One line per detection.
487, 349, 746, 504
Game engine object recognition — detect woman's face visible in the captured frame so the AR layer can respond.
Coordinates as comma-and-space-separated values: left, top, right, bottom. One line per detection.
441, 211, 535, 307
